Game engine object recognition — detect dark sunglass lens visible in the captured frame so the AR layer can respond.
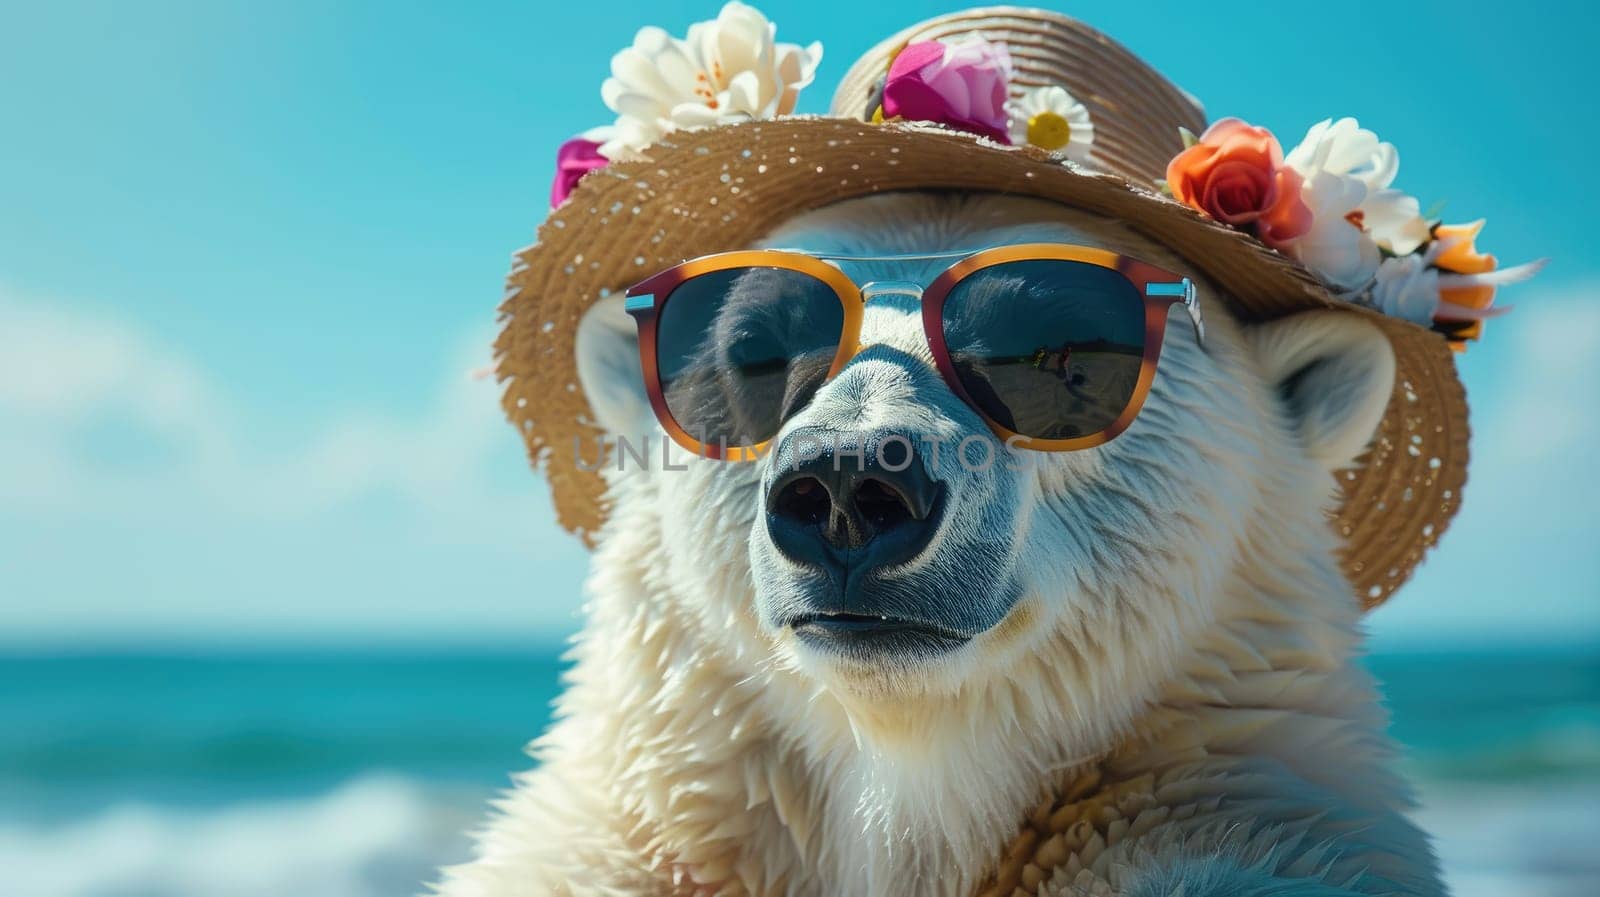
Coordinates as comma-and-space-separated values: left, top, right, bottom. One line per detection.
941, 259, 1146, 441
655, 266, 844, 450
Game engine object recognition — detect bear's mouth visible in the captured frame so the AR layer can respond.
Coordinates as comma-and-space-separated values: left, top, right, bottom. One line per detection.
788, 611, 969, 655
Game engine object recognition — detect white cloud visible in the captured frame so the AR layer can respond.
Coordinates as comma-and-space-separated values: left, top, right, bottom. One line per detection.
0, 287, 587, 642
0, 297, 209, 421
0, 295, 222, 505
1479, 293, 1600, 465
1, 287, 523, 519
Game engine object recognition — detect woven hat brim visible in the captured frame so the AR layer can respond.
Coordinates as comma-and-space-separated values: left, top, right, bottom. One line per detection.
496, 119, 1468, 609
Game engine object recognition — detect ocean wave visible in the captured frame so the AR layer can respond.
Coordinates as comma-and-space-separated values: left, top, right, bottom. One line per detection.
1413, 781, 1600, 897
0, 775, 481, 897
4, 776, 1597, 897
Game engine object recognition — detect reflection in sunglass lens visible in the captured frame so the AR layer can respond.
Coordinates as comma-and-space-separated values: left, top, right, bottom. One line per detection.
655, 266, 844, 450
941, 259, 1146, 441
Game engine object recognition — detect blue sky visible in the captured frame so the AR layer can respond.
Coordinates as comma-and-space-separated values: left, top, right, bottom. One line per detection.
1, 0, 1595, 648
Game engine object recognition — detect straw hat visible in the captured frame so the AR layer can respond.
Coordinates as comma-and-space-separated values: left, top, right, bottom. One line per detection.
497, 5, 1531, 608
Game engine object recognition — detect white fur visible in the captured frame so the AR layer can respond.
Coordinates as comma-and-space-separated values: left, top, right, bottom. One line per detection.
433, 195, 1440, 897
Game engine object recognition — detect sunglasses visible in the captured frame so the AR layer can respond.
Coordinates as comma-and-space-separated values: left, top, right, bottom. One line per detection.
622, 243, 1204, 461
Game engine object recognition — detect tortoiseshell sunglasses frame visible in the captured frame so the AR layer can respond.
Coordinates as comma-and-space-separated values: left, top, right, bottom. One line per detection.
623, 243, 1203, 461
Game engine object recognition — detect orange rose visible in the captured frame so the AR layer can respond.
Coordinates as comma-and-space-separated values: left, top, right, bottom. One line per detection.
1434, 220, 1498, 344
1166, 118, 1312, 248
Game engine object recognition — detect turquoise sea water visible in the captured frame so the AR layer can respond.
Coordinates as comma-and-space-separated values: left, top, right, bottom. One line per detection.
3, 646, 1596, 897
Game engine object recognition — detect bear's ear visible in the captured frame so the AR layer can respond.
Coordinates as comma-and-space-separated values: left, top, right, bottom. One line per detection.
575, 293, 652, 435
1245, 310, 1396, 473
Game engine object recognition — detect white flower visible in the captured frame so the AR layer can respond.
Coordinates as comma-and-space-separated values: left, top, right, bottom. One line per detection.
1358, 188, 1430, 255
1285, 117, 1429, 255
1369, 254, 1441, 324
1280, 170, 1381, 291
1285, 117, 1397, 190
1007, 85, 1094, 162
597, 2, 822, 160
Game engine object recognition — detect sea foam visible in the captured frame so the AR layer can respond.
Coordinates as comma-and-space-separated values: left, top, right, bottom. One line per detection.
0, 775, 480, 897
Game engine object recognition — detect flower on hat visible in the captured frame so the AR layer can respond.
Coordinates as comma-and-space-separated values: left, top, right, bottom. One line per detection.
1433, 220, 1498, 315
1008, 85, 1093, 162
1280, 169, 1381, 291
1284, 118, 1396, 194
550, 127, 614, 207
595, 1, 822, 162
1164, 118, 1313, 249
1163, 114, 1540, 347
1284, 118, 1429, 255
1365, 224, 1538, 332
880, 37, 1013, 144
1369, 253, 1441, 324
1431, 221, 1544, 345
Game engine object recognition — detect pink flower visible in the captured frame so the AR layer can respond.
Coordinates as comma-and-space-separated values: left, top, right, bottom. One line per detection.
881, 38, 1013, 144
550, 130, 611, 208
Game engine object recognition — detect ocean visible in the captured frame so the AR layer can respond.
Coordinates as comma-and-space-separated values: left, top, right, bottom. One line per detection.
3, 646, 1595, 897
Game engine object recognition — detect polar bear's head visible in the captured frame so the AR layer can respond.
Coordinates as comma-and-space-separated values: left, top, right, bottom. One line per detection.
575, 193, 1393, 747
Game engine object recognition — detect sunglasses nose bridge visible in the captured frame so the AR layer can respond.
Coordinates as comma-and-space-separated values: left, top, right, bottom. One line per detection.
841, 281, 935, 370
858, 280, 924, 304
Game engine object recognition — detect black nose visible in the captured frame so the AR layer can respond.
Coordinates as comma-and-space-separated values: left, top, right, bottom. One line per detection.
766, 428, 944, 575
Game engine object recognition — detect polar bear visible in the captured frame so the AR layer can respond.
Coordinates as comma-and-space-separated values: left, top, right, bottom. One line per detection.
433, 193, 1443, 897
